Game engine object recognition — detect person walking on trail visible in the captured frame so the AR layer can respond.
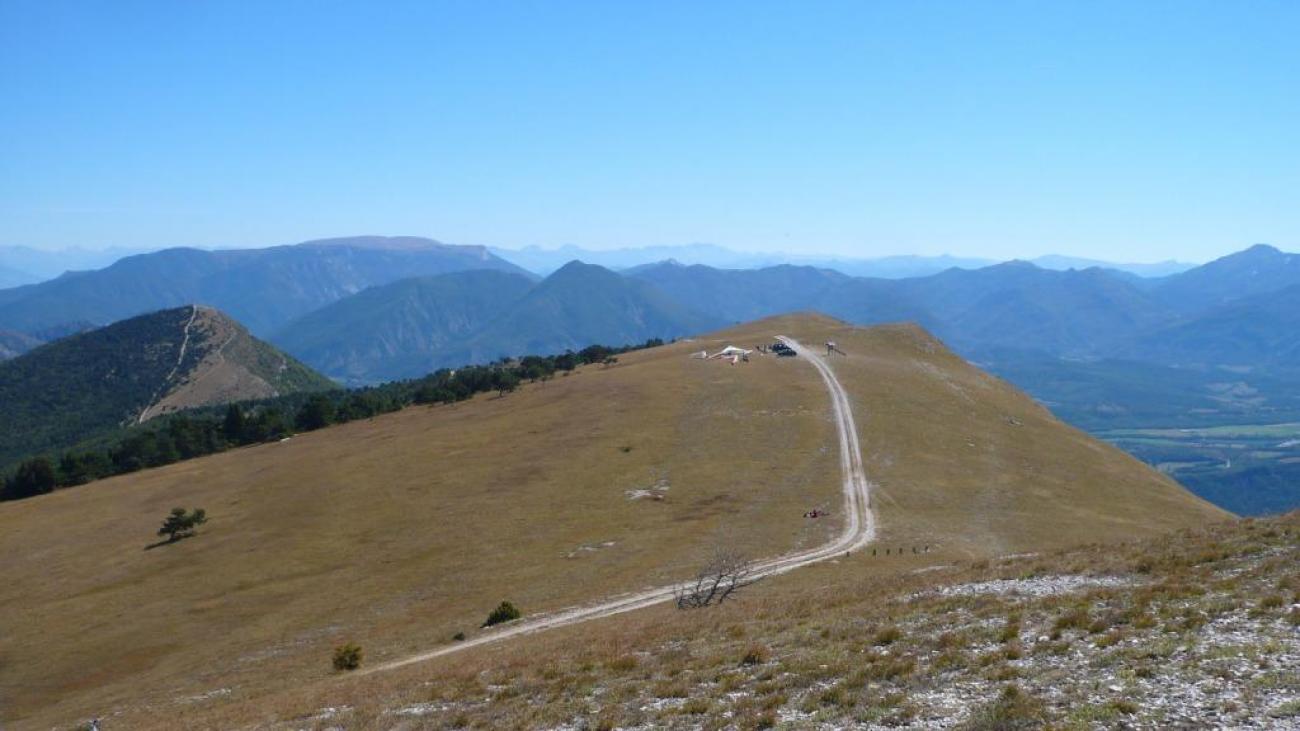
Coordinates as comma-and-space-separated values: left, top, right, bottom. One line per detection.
826, 340, 844, 356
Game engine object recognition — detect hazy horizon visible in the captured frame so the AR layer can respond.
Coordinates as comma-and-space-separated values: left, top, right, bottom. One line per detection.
3, 2, 1297, 262
0, 230, 1285, 267
0, 235, 1245, 267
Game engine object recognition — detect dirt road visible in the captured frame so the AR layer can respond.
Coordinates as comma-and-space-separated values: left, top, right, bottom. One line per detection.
362, 336, 875, 675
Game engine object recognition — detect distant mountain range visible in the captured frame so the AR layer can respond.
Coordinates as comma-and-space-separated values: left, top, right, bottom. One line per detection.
0, 306, 334, 468
489, 243, 1196, 278
2, 239, 1298, 513
0, 236, 529, 340
2, 240, 1294, 386
270, 262, 721, 383
264, 242, 1300, 388
0, 245, 152, 286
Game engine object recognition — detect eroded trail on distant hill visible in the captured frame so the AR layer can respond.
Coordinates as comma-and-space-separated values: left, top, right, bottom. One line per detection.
136, 304, 200, 424
362, 337, 875, 675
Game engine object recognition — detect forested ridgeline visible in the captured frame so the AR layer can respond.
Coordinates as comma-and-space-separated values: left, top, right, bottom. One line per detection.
0, 340, 661, 502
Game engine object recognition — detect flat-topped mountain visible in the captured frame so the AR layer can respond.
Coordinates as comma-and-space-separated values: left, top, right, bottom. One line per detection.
0, 236, 530, 337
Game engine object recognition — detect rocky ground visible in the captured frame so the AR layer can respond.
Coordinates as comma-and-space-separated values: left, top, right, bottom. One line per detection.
150, 514, 1300, 731
350, 515, 1299, 730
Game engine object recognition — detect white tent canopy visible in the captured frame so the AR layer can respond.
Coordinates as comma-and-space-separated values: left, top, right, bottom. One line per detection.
708, 345, 752, 359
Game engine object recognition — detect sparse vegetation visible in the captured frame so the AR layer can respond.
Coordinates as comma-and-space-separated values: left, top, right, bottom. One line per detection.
482, 601, 522, 628
37, 507, 1293, 728
332, 643, 363, 671
674, 549, 757, 609
740, 644, 770, 666
959, 685, 1045, 730
155, 507, 207, 543
873, 625, 903, 646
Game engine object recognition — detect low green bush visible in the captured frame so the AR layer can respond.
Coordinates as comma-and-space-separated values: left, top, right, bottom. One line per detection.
332, 642, 363, 671
482, 600, 522, 628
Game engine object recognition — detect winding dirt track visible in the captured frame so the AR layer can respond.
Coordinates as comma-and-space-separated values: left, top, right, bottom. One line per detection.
361, 336, 875, 675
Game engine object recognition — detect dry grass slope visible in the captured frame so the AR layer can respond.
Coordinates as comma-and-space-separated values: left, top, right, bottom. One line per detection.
0, 314, 1228, 729
141, 306, 332, 421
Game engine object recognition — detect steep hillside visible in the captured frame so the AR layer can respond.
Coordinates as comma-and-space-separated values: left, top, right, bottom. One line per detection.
1115, 284, 1300, 371
272, 270, 536, 384
0, 305, 334, 467
446, 260, 725, 364
1154, 244, 1300, 313
0, 236, 530, 336
626, 261, 852, 323
0, 262, 34, 288
0, 314, 1224, 728
0, 329, 42, 360
894, 263, 1175, 355
626, 262, 940, 331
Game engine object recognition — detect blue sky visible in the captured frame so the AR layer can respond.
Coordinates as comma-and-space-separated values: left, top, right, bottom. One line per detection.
1, 1, 1296, 262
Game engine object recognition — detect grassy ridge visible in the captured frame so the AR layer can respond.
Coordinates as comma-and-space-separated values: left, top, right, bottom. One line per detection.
1, 340, 662, 501
0, 318, 840, 726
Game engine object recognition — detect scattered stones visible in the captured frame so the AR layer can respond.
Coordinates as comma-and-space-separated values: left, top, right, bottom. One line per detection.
921, 574, 1137, 599
626, 474, 671, 501
564, 540, 618, 559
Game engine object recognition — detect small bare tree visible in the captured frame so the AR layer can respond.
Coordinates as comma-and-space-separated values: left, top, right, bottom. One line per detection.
675, 548, 758, 609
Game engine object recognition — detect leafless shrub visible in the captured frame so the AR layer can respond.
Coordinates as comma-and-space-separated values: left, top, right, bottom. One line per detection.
675, 549, 758, 609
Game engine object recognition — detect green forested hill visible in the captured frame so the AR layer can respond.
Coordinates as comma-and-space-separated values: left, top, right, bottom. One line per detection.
0, 330, 42, 360
271, 262, 724, 383
444, 261, 725, 366
0, 306, 334, 468
271, 270, 536, 384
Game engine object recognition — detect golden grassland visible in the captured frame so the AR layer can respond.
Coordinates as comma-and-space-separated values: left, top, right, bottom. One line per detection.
0, 316, 838, 727
0, 314, 1229, 729
225, 512, 1294, 730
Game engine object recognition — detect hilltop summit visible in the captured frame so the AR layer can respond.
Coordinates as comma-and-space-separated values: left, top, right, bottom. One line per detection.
0, 305, 334, 467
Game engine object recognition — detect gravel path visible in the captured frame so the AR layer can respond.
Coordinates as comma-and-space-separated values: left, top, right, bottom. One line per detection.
359, 335, 877, 676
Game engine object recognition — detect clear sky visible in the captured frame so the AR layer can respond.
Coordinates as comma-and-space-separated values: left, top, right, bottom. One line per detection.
1, 1, 1296, 262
